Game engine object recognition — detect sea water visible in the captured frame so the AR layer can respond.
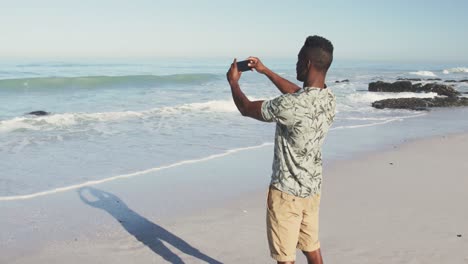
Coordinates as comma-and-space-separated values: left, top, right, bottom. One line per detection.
1, 58, 467, 198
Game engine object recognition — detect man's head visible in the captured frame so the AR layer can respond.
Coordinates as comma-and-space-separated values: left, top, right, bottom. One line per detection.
296, 35, 334, 82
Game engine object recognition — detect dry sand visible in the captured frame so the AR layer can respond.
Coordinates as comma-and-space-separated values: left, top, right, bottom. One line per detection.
1, 133, 467, 263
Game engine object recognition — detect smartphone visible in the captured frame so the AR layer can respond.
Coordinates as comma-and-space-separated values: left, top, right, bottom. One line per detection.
236, 60, 251, 72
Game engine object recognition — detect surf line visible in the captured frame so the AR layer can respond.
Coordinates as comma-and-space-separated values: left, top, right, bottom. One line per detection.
331, 112, 427, 130
0, 112, 427, 202
0, 142, 273, 202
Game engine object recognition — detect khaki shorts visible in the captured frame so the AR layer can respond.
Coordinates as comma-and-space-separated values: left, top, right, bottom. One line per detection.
266, 186, 321, 262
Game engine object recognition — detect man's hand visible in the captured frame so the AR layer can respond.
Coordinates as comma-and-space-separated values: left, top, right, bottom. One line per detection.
226, 58, 242, 84
247, 56, 268, 74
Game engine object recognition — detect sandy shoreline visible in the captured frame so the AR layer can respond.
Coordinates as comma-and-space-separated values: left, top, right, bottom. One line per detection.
1, 133, 468, 263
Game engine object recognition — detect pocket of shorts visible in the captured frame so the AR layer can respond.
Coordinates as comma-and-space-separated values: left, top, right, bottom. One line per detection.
280, 191, 296, 202
267, 188, 273, 211
276, 190, 299, 217
268, 187, 286, 211
268, 188, 297, 213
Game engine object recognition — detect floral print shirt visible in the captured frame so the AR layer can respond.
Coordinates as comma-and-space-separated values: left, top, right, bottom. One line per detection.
261, 87, 336, 197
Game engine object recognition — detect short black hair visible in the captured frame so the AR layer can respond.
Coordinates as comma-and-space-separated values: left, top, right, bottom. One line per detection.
301, 35, 334, 72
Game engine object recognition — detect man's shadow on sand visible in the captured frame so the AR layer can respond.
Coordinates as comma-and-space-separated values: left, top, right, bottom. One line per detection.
78, 187, 222, 264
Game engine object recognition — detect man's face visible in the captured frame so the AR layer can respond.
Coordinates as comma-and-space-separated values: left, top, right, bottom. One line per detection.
296, 48, 309, 82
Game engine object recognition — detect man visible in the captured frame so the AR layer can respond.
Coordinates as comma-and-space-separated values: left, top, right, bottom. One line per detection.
226, 36, 336, 264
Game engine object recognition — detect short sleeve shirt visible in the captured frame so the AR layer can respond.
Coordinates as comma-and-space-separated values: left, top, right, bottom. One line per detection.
261, 87, 336, 198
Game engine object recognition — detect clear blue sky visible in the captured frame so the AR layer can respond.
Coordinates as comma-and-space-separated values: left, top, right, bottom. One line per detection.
1, 0, 467, 62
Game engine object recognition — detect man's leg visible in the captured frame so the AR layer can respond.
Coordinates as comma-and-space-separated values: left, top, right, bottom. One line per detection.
266, 187, 302, 263
297, 194, 322, 264
302, 248, 323, 264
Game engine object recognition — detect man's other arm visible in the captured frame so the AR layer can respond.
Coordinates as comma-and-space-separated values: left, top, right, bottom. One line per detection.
248, 56, 300, 94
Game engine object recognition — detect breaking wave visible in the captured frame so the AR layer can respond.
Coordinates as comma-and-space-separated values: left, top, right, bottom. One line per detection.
409, 71, 437, 77
443, 67, 468, 74
0, 74, 219, 90
0, 99, 238, 133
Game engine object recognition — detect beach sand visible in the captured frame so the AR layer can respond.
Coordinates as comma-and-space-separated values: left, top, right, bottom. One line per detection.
1, 133, 467, 263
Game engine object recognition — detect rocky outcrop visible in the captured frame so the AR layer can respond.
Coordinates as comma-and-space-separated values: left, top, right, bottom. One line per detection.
372, 97, 468, 110
444, 79, 468, 83
413, 83, 460, 97
368, 81, 460, 97
27, 111, 49, 116
335, 79, 349, 83
397, 78, 422, 81
369, 81, 413, 92
396, 78, 441, 81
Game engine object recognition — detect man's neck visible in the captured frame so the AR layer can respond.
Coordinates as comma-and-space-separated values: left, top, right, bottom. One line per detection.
303, 71, 326, 89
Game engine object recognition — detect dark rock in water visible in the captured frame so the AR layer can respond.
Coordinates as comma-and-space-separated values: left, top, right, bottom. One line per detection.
369, 81, 460, 97
415, 83, 460, 97
397, 78, 422, 81
372, 97, 468, 110
369, 81, 413, 92
426, 78, 442, 81
335, 79, 350, 83
27, 111, 49, 116
445, 79, 468, 83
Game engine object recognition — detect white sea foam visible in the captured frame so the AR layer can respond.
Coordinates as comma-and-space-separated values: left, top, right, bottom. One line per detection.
178, 99, 238, 112
346, 92, 438, 104
0, 142, 273, 201
0, 99, 238, 133
443, 67, 468, 74
331, 112, 427, 130
0, 111, 142, 133
341, 115, 424, 121
409, 71, 437, 77
0, 118, 39, 133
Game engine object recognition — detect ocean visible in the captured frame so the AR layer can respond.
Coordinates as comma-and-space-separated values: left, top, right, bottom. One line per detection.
1, 58, 468, 198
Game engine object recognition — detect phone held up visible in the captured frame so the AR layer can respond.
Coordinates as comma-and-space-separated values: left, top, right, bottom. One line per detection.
236, 60, 252, 72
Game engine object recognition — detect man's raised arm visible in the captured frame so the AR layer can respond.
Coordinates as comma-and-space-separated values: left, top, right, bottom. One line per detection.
226, 59, 265, 121
248, 56, 301, 94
